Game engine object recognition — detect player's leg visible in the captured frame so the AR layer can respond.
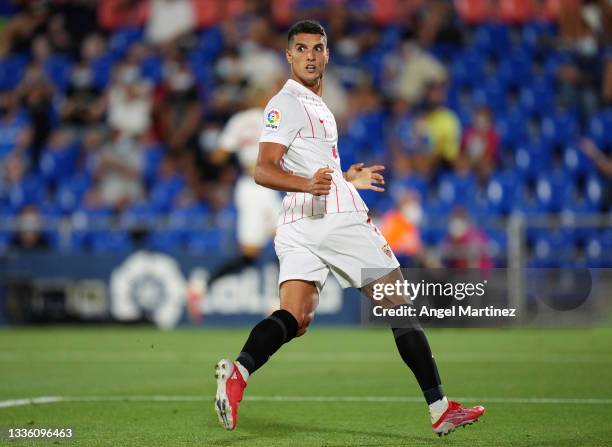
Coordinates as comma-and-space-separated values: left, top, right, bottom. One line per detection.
319, 213, 484, 436
208, 177, 270, 286
361, 269, 446, 410
236, 279, 317, 375
214, 279, 317, 430
361, 268, 485, 436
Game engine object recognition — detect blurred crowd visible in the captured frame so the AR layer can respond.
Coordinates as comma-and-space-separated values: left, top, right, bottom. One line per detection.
0, 0, 610, 266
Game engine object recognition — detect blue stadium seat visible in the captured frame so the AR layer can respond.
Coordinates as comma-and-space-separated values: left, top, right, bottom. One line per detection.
514, 138, 552, 178
484, 227, 508, 261
541, 110, 579, 147
472, 78, 506, 114
187, 228, 226, 253
39, 145, 78, 188
8, 176, 46, 211
420, 226, 446, 247
531, 231, 573, 267
91, 54, 114, 89
44, 55, 73, 91
147, 229, 184, 253
587, 110, 612, 146
0, 54, 28, 89
436, 173, 477, 207
519, 80, 554, 117
140, 55, 164, 83
108, 27, 143, 60
497, 49, 533, 88
90, 230, 132, 253
563, 144, 594, 176
121, 204, 159, 229
394, 175, 429, 199
584, 235, 605, 267
199, 27, 225, 61
472, 24, 511, 58
142, 145, 166, 187
584, 174, 604, 210
149, 177, 185, 212
496, 108, 528, 150
55, 174, 91, 214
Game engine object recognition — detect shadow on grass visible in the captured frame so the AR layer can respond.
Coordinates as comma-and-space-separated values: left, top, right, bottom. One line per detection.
234, 416, 435, 447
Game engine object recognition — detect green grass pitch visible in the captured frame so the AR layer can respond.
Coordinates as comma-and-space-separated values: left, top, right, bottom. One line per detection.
1, 326, 611, 446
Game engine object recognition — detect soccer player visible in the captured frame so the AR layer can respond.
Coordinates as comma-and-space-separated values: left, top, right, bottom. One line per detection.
214, 20, 485, 437
206, 86, 283, 286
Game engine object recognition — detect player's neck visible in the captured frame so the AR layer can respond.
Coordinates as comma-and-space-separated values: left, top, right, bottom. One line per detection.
290, 75, 323, 97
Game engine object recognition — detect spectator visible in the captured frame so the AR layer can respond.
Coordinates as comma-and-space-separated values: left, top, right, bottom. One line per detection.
0, 90, 32, 159
415, 0, 464, 48
380, 188, 424, 267
423, 81, 462, 169
440, 207, 492, 269
238, 16, 285, 89
18, 64, 56, 164
0, 3, 47, 56
89, 135, 145, 210
579, 137, 611, 210
460, 105, 499, 181
0, 152, 43, 210
388, 100, 435, 177
107, 60, 152, 138
10, 204, 49, 250
61, 61, 106, 131
146, 0, 196, 44
384, 40, 447, 105
154, 58, 202, 155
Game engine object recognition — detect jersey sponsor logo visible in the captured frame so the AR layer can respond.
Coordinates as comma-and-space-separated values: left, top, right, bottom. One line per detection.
265, 108, 281, 131
382, 243, 393, 258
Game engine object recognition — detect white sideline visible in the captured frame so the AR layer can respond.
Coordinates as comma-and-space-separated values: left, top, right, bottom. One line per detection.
1, 395, 612, 409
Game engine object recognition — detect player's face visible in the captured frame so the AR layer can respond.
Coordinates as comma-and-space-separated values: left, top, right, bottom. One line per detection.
286, 33, 329, 87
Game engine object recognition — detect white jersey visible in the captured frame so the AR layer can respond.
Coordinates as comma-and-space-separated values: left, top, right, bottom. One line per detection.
259, 79, 368, 226
218, 108, 263, 170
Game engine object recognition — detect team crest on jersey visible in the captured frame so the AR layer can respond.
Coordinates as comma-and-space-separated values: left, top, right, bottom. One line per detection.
382, 243, 392, 258
265, 108, 281, 131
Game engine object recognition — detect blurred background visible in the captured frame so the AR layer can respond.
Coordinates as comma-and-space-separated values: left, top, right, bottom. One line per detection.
0, 0, 610, 329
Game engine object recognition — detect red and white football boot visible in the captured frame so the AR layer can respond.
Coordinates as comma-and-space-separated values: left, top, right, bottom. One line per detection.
432, 400, 485, 436
214, 359, 247, 430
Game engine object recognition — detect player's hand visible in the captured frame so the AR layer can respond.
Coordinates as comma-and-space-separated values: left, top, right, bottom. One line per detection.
345, 163, 385, 192
307, 167, 334, 196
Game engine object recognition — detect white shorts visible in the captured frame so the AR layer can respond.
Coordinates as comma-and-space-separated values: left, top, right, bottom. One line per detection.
274, 211, 400, 290
235, 176, 282, 247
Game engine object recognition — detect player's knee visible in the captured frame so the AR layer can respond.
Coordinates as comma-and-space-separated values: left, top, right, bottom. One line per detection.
295, 313, 313, 337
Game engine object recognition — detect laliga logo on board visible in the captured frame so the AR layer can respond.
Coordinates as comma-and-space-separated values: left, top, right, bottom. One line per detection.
265, 108, 281, 130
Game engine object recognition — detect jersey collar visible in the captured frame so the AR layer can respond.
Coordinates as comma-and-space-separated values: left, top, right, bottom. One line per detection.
285, 79, 321, 98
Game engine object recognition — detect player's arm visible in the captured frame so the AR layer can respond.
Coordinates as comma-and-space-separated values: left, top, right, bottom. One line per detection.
343, 163, 386, 192
255, 142, 333, 195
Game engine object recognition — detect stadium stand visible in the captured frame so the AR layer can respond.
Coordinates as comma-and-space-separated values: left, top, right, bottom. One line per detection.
0, 0, 609, 268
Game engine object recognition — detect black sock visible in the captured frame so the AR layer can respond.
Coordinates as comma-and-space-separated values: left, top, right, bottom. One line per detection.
209, 254, 256, 285
392, 327, 444, 404
236, 309, 298, 375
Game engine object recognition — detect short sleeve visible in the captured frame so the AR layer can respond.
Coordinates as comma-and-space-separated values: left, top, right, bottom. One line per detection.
259, 93, 304, 147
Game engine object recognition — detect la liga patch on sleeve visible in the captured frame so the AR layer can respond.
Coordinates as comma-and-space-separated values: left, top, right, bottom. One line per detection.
265, 108, 281, 131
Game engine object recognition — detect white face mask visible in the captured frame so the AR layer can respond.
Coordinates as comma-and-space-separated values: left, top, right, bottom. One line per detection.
401, 203, 422, 225
170, 72, 194, 91
119, 66, 139, 84
449, 218, 468, 238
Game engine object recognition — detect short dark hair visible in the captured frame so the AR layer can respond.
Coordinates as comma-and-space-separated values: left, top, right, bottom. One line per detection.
287, 20, 327, 46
